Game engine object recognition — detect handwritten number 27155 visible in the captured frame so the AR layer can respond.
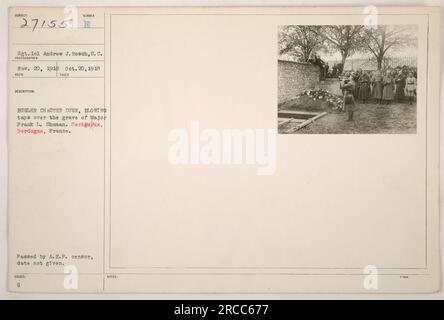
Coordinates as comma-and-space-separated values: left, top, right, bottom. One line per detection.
20, 18, 73, 32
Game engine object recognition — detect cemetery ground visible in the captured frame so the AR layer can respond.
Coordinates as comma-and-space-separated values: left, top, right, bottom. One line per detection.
279, 100, 417, 134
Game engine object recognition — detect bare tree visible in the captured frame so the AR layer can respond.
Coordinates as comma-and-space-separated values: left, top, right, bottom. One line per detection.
314, 25, 365, 67
363, 25, 416, 70
278, 25, 325, 62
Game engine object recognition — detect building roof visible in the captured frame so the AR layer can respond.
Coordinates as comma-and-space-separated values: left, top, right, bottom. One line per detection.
327, 56, 416, 71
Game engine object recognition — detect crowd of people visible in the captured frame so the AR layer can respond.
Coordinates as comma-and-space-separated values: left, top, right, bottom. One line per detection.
328, 63, 344, 78
339, 66, 417, 121
307, 54, 344, 80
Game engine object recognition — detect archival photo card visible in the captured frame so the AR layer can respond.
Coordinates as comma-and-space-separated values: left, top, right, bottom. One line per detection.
7, 6, 441, 293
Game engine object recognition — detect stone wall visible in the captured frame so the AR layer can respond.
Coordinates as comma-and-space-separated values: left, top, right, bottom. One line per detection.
278, 60, 320, 104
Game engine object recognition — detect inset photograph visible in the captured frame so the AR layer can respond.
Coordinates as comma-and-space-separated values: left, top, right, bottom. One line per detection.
278, 25, 418, 134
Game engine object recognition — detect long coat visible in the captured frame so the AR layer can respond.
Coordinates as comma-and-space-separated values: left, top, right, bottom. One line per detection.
352, 74, 361, 98
394, 75, 406, 101
358, 74, 371, 100
341, 80, 357, 112
371, 74, 383, 99
382, 75, 395, 100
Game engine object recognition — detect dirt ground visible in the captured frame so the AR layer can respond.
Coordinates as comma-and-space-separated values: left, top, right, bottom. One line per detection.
279, 101, 417, 134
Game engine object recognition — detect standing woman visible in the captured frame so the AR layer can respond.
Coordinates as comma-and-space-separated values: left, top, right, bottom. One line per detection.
404, 72, 417, 105
352, 70, 361, 99
382, 70, 395, 104
394, 70, 406, 103
371, 70, 383, 104
358, 71, 371, 104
